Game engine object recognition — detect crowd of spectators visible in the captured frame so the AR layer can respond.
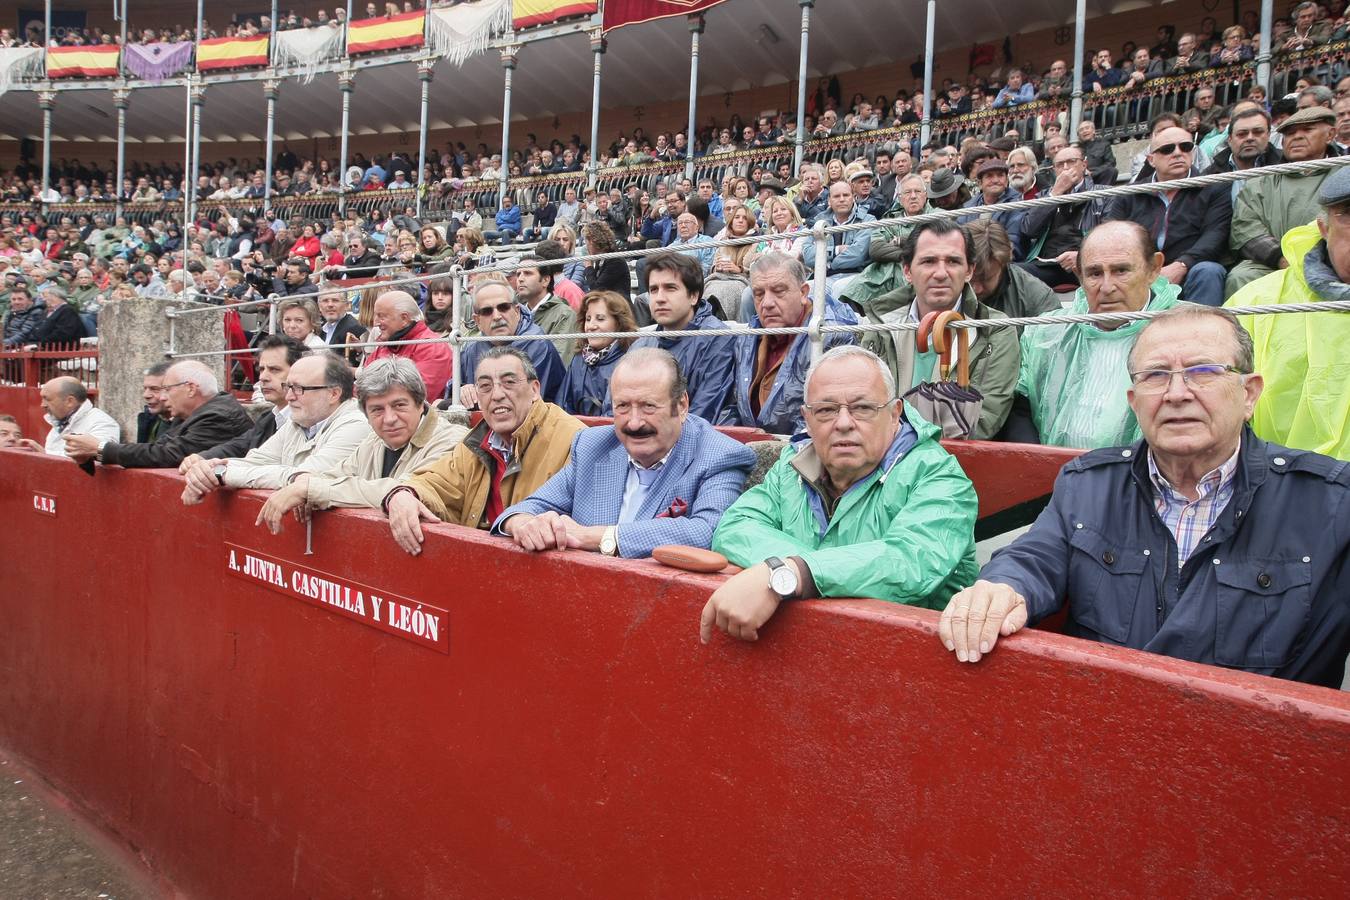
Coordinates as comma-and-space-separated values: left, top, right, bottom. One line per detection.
4, 3, 1350, 689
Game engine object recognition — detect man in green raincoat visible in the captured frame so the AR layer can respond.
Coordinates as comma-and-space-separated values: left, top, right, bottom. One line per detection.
700, 345, 978, 643
1225, 166, 1350, 460
1017, 221, 1182, 448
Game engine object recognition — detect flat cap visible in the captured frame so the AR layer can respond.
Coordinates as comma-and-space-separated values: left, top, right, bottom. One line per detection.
1276, 105, 1335, 134
1317, 164, 1350, 207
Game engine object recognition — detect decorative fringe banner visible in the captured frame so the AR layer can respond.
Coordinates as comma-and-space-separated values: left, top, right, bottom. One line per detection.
123, 41, 194, 83
425, 0, 513, 67
273, 25, 345, 83
0, 47, 44, 96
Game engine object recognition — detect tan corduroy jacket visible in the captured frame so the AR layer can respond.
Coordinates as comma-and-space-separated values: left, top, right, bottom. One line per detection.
402, 400, 585, 529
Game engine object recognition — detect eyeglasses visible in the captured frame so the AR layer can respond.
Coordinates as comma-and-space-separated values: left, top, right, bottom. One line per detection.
475, 301, 514, 317
1128, 364, 1244, 393
802, 400, 893, 422
1150, 141, 1195, 156
281, 382, 335, 396
158, 380, 191, 392
1053, 157, 1085, 168
475, 375, 524, 392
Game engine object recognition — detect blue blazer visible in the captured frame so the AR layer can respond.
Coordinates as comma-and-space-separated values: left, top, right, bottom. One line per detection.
493, 415, 756, 558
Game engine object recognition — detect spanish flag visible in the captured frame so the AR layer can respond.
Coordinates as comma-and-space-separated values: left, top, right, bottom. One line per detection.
196, 35, 270, 72
513, 0, 597, 29
46, 45, 120, 79
347, 11, 426, 55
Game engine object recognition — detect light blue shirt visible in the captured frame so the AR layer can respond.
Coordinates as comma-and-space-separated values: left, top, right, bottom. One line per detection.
618, 454, 669, 524
669, 234, 716, 275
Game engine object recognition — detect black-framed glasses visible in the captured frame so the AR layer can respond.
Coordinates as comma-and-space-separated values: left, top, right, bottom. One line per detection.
1151, 141, 1195, 156
1128, 364, 1244, 394
803, 400, 894, 422
281, 382, 335, 396
475, 301, 514, 317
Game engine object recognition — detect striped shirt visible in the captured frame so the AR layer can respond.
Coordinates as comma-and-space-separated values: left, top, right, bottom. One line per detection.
1147, 444, 1241, 568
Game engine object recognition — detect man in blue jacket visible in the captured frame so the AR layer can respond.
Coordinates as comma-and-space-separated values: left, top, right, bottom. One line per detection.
632, 251, 737, 421
802, 181, 875, 295
486, 194, 522, 245
726, 252, 857, 435
457, 280, 565, 406
958, 159, 1026, 261
940, 306, 1350, 688
495, 348, 755, 558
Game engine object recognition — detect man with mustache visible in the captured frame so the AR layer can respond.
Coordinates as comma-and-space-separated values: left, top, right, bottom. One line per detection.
380, 347, 584, 555
495, 348, 754, 558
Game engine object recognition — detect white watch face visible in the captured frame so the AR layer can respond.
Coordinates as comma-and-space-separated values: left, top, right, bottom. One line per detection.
769, 565, 797, 597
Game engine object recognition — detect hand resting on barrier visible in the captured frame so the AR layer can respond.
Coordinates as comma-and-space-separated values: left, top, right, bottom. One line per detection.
939, 580, 1029, 663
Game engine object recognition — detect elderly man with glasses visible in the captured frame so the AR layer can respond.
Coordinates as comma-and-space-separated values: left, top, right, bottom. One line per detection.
455, 279, 565, 408
1105, 126, 1233, 307
941, 304, 1350, 689
180, 352, 370, 505
700, 345, 978, 644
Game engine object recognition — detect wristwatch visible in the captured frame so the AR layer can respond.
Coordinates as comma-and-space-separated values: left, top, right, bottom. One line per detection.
600, 526, 619, 557
213, 464, 228, 486
765, 556, 800, 601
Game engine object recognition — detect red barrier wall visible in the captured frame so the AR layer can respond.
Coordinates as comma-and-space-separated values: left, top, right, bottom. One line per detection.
1, 451, 1348, 899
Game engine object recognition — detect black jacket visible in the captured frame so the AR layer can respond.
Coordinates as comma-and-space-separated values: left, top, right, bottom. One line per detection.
201, 405, 280, 460
1104, 181, 1233, 268
322, 313, 368, 362
136, 408, 173, 444
35, 304, 87, 346
343, 250, 383, 278
101, 392, 253, 469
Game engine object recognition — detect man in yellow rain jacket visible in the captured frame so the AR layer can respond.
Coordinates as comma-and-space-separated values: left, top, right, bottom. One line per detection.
1225, 167, 1350, 460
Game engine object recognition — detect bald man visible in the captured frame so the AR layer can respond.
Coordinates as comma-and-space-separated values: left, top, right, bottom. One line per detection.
362, 290, 455, 401
36, 376, 120, 457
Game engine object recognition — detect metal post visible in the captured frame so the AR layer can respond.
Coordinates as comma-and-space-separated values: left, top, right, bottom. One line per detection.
448, 265, 465, 408
416, 59, 433, 219
119, 0, 128, 60
182, 78, 191, 272
38, 91, 54, 205
1256, 0, 1274, 94
269, 0, 279, 65
1069, 0, 1087, 137
793, 0, 813, 174
587, 30, 605, 192
263, 79, 279, 216
338, 67, 354, 217
499, 46, 518, 211
188, 82, 205, 228
809, 219, 827, 364
920, 0, 935, 149
684, 15, 704, 182
44, 0, 51, 49
113, 88, 129, 221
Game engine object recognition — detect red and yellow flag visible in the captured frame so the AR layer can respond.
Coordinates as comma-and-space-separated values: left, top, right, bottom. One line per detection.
46, 45, 120, 78
512, 0, 597, 29
347, 11, 426, 55
196, 35, 270, 71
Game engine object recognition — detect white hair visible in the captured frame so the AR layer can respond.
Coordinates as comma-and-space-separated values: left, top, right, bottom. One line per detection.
804, 345, 897, 402
167, 359, 219, 396
377, 290, 423, 322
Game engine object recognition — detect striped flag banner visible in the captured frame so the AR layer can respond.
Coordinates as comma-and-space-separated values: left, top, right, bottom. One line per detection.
347, 11, 426, 55
196, 35, 270, 72
46, 45, 120, 78
512, 0, 597, 29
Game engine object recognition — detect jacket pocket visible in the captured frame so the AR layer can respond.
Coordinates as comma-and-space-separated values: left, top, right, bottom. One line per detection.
1213, 559, 1313, 670
1067, 527, 1148, 644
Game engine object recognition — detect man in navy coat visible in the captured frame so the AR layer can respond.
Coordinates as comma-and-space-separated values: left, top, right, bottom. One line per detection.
494, 347, 755, 558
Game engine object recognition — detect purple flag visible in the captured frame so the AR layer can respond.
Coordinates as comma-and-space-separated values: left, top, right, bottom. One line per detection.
123, 41, 194, 83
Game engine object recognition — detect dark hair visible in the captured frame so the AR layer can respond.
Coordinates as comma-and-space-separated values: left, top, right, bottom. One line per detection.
259, 334, 309, 367
686, 196, 711, 226
515, 254, 554, 291
645, 250, 703, 302
1149, 111, 1186, 132
319, 350, 355, 400
616, 347, 688, 409
144, 360, 173, 377
1082, 220, 1155, 266
479, 346, 539, 382
900, 219, 975, 268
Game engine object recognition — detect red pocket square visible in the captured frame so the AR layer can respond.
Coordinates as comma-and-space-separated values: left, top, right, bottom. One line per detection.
656, 497, 688, 519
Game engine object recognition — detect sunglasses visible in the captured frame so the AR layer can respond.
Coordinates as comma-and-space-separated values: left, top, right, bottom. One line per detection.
1151, 141, 1195, 155
475, 301, 514, 317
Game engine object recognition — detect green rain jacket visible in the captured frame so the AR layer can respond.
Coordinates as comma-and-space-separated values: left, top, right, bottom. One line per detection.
1017, 277, 1182, 449
712, 407, 978, 608
1226, 221, 1350, 460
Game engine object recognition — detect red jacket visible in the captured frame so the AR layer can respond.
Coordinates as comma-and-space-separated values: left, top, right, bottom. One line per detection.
292, 235, 322, 260
365, 320, 455, 401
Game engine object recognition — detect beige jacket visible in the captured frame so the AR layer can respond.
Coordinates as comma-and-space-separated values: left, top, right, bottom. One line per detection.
222, 398, 371, 490
305, 408, 466, 510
